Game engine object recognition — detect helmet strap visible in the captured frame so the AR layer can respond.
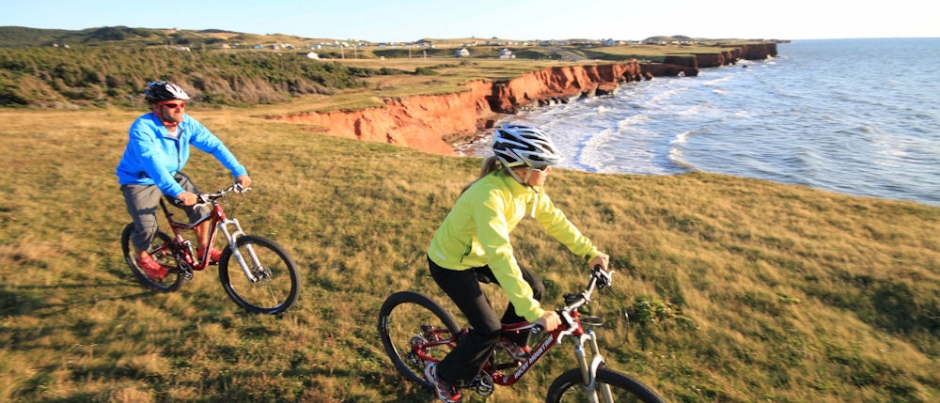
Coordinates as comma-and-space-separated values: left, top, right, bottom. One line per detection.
505, 166, 527, 186
151, 104, 179, 128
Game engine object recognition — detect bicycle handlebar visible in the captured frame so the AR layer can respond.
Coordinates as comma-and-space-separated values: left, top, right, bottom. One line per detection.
560, 265, 613, 315
195, 183, 251, 204
532, 265, 614, 334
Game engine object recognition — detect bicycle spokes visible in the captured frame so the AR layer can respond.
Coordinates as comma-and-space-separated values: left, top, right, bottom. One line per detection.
377, 292, 460, 388
218, 235, 300, 314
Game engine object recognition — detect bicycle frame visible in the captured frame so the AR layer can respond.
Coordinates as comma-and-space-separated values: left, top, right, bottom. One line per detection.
491, 318, 582, 386
411, 296, 608, 391
157, 188, 261, 282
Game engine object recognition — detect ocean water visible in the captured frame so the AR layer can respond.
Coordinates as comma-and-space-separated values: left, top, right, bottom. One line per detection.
459, 38, 940, 206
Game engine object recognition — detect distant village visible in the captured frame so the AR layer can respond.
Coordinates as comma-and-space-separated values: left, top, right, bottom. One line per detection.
123, 37, 708, 60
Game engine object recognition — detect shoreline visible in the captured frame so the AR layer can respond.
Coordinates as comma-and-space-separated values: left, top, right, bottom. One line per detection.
270, 43, 780, 156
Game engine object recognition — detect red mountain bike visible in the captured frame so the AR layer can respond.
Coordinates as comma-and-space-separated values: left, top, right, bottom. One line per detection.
378, 266, 666, 402
120, 183, 300, 314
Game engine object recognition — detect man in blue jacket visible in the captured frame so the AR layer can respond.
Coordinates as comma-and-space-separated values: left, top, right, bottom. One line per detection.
116, 81, 251, 280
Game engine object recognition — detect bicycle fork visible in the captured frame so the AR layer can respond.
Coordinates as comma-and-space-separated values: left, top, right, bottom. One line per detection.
574, 329, 614, 403
217, 218, 261, 282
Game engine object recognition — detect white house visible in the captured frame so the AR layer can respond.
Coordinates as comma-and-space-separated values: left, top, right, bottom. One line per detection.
455, 48, 470, 57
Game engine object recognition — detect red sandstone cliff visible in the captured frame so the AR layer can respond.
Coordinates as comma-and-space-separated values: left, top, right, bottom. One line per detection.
270, 43, 777, 155
274, 81, 493, 155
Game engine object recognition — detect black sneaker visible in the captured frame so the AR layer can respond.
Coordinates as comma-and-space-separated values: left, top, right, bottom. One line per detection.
424, 362, 462, 403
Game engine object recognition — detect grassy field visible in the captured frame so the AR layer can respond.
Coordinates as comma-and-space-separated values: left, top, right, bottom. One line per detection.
1, 102, 939, 403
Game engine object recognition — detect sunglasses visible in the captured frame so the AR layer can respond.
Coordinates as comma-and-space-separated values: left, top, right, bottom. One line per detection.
162, 102, 186, 109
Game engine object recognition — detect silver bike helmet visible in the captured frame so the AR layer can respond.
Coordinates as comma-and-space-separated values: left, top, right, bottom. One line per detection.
145, 81, 190, 104
492, 124, 563, 169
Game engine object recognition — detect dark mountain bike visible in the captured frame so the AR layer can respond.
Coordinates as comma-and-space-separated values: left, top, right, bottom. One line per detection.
378, 265, 666, 402
120, 183, 300, 314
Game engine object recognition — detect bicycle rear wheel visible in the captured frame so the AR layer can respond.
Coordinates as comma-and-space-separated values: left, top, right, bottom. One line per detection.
218, 235, 300, 314
546, 367, 666, 403
378, 291, 460, 390
121, 223, 184, 292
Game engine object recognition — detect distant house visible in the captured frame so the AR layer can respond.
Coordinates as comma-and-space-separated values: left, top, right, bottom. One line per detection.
253, 44, 263, 49
499, 48, 514, 59
305, 52, 319, 60
455, 48, 470, 57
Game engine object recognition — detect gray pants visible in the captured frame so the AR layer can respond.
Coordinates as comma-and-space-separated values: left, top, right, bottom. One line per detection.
122, 172, 209, 252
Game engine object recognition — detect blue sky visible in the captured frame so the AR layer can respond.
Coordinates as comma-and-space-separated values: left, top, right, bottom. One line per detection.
4, 0, 938, 42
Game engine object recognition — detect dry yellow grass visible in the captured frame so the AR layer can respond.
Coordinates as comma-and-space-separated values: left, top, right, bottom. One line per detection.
1, 99, 938, 403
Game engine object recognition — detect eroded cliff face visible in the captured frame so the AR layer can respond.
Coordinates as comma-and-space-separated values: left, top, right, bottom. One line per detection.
275, 81, 493, 154
269, 43, 778, 155
667, 43, 779, 69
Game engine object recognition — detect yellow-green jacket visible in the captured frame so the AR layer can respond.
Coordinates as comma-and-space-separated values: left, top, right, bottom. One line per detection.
428, 170, 600, 322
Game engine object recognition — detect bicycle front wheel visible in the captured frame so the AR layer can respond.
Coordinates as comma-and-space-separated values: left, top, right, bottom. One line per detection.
546, 367, 666, 403
218, 235, 300, 314
378, 291, 460, 390
121, 223, 184, 292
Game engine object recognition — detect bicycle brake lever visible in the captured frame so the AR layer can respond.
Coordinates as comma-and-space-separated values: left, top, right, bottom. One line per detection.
595, 267, 614, 289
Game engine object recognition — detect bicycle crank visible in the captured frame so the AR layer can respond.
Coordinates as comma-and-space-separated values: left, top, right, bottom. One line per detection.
469, 372, 495, 397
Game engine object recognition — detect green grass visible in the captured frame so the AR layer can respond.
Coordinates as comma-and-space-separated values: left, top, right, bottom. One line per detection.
1, 108, 938, 402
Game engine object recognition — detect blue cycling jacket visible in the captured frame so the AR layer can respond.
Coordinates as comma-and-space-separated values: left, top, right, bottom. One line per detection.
116, 113, 247, 197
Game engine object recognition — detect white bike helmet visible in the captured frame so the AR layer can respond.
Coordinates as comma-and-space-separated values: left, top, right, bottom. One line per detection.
492, 124, 563, 169
145, 81, 190, 104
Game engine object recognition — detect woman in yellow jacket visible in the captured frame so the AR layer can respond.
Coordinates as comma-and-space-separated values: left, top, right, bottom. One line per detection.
424, 124, 610, 402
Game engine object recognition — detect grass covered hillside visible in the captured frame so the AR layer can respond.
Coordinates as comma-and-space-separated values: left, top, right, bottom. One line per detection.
0, 105, 938, 403
0, 46, 381, 108
1, 26, 780, 111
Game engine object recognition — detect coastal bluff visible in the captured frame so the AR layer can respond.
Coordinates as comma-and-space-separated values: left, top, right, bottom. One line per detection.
269, 43, 778, 155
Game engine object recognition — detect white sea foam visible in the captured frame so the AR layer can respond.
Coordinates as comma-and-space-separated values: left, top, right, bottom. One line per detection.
468, 39, 940, 205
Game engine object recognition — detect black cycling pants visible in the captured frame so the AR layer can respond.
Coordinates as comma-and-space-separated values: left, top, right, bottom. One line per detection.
428, 255, 544, 386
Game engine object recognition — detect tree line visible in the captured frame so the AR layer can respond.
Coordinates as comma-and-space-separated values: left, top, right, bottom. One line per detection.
0, 46, 412, 108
